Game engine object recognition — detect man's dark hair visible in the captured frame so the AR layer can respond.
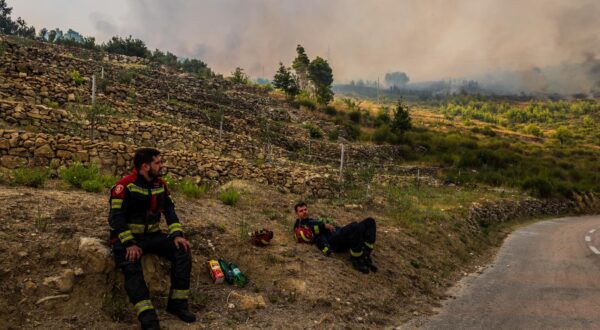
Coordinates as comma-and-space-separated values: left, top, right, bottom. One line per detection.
133, 148, 161, 170
294, 201, 307, 212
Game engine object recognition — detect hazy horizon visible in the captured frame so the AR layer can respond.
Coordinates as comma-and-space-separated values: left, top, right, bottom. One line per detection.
10, 0, 600, 93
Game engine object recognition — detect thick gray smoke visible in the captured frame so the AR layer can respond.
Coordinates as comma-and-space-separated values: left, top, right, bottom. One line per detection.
13, 0, 600, 94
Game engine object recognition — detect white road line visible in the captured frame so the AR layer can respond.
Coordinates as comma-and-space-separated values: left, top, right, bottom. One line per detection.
590, 246, 600, 255
590, 229, 597, 234
586, 236, 592, 242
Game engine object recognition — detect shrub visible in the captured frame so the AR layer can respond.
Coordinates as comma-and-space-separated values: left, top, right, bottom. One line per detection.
521, 176, 555, 198
294, 92, 317, 110
81, 179, 104, 193
372, 124, 396, 144
60, 162, 101, 188
303, 123, 323, 139
177, 178, 207, 199
348, 110, 361, 124
14, 168, 48, 188
117, 70, 136, 84
321, 105, 337, 116
46, 100, 59, 108
344, 123, 361, 141
328, 129, 339, 141
219, 187, 240, 206
70, 70, 86, 85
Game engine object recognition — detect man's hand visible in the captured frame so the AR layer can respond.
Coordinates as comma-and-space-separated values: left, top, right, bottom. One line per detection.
125, 245, 142, 262
174, 236, 191, 252
325, 224, 336, 232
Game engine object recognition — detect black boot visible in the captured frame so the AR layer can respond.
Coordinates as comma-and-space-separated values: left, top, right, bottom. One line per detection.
364, 254, 378, 273
166, 299, 197, 323
139, 310, 161, 330
351, 256, 369, 274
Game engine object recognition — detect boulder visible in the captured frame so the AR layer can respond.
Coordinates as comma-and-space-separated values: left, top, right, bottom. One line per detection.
78, 237, 114, 274
43, 269, 75, 293
228, 291, 266, 310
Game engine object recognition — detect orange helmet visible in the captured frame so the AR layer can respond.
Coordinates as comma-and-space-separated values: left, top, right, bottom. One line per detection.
294, 227, 313, 243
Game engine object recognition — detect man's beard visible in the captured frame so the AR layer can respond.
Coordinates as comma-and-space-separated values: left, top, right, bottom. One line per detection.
148, 168, 162, 179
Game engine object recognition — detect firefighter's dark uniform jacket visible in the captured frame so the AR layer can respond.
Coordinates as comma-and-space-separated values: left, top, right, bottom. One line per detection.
294, 217, 377, 258
294, 218, 335, 254
109, 168, 183, 246
108, 168, 191, 322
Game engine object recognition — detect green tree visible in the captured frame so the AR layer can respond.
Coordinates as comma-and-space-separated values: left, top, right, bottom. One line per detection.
273, 62, 299, 98
384, 71, 410, 87
230, 67, 249, 84
390, 99, 412, 136
307, 56, 334, 105
38, 27, 48, 39
553, 126, 573, 145
0, 0, 16, 34
104, 35, 150, 58
292, 44, 310, 90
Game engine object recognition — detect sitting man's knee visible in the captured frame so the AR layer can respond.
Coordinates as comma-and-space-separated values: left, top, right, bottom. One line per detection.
122, 261, 143, 275
363, 217, 376, 226
174, 249, 192, 263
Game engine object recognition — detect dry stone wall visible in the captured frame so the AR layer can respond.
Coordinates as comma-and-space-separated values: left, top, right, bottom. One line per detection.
0, 129, 338, 196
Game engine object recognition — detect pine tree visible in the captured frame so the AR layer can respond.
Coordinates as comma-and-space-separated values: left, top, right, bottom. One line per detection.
292, 45, 310, 90
390, 99, 412, 135
308, 57, 334, 105
273, 63, 299, 98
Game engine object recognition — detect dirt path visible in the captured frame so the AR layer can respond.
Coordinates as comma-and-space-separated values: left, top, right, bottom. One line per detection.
404, 215, 600, 330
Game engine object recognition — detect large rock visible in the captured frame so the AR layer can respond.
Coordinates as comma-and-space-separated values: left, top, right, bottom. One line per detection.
141, 255, 170, 295
228, 291, 266, 310
43, 269, 75, 293
78, 237, 114, 274
0, 155, 28, 169
34, 144, 55, 158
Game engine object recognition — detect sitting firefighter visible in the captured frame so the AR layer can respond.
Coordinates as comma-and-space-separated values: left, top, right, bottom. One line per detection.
293, 202, 378, 274
108, 148, 195, 330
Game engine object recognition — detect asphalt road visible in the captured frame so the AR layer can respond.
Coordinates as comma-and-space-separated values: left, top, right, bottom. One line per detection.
404, 215, 600, 330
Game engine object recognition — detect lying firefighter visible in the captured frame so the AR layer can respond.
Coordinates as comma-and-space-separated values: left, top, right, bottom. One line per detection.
108, 148, 195, 330
293, 202, 378, 273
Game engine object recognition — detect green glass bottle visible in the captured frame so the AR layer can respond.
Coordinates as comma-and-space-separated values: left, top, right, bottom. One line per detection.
229, 263, 248, 287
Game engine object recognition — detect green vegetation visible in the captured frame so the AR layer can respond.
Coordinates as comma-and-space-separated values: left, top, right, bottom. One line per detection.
219, 187, 241, 206
14, 168, 48, 188
230, 67, 249, 84
45, 100, 59, 108
303, 123, 323, 139
308, 56, 334, 105
176, 178, 207, 199
294, 91, 317, 110
0, 40, 6, 55
273, 62, 299, 98
117, 70, 137, 84
440, 99, 599, 126
60, 162, 115, 192
69, 70, 85, 85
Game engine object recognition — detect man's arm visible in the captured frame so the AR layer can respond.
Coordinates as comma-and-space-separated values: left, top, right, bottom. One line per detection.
108, 183, 136, 247
305, 219, 332, 255
162, 183, 184, 238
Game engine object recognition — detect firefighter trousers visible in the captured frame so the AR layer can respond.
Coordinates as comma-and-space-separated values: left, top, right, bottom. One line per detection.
328, 217, 376, 256
113, 232, 192, 321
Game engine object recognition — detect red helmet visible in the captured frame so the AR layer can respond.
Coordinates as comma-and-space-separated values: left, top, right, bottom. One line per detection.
251, 229, 274, 246
294, 227, 313, 243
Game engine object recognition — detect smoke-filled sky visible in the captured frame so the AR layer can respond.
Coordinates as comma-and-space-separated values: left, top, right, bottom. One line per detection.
10, 0, 600, 86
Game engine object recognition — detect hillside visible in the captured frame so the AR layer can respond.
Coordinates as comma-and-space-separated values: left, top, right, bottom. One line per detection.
1, 34, 599, 329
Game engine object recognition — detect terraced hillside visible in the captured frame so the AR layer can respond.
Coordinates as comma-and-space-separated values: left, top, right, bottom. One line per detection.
1, 34, 599, 329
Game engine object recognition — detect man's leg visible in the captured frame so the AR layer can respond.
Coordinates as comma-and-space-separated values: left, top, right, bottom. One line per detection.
329, 222, 370, 274
112, 242, 159, 329
145, 234, 195, 323
360, 217, 378, 272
